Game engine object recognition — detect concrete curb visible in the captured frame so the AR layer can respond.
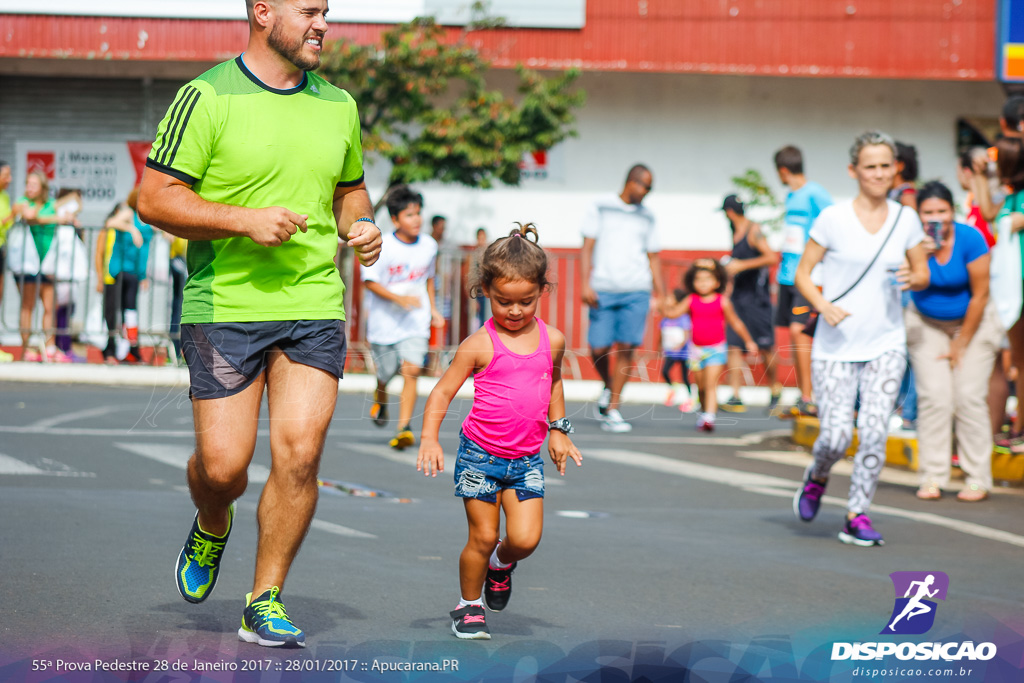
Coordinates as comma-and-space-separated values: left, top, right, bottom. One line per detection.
0, 361, 801, 407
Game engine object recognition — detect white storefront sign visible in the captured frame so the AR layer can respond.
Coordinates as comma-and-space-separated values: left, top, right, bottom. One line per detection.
13, 140, 150, 226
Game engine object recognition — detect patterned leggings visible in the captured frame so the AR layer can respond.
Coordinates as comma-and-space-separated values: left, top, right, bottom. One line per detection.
809, 350, 906, 515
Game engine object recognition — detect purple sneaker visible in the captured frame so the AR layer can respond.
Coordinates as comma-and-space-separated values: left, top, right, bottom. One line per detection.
793, 467, 826, 522
838, 514, 885, 547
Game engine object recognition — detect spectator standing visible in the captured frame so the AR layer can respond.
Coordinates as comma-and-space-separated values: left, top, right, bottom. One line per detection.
659, 287, 693, 411
471, 227, 490, 330
98, 187, 152, 364
774, 146, 833, 417
956, 147, 996, 248
792, 131, 929, 547
11, 171, 61, 362
889, 142, 919, 207
906, 182, 999, 502
580, 164, 664, 432
991, 137, 1024, 454
719, 194, 782, 412
51, 189, 86, 360
137, 0, 382, 649
0, 162, 12, 362
167, 234, 187, 360
363, 185, 444, 450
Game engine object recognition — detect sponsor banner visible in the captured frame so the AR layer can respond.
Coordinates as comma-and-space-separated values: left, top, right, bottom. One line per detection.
999, 0, 1024, 81
13, 140, 151, 226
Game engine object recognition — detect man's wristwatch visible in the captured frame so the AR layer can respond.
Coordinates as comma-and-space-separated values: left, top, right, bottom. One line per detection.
548, 418, 574, 434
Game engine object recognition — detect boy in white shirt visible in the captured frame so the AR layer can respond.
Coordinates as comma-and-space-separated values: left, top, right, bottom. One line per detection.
363, 186, 444, 449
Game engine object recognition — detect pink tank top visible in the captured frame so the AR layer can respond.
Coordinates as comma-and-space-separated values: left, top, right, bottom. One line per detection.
462, 318, 553, 459
689, 294, 726, 346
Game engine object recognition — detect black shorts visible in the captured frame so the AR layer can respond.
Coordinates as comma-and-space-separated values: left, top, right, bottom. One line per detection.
774, 284, 813, 328
728, 297, 775, 350
181, 320, 346, 400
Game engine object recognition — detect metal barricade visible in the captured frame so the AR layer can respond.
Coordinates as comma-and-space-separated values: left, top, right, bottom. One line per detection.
1, 229, 703, 380
0, 222, 179, 364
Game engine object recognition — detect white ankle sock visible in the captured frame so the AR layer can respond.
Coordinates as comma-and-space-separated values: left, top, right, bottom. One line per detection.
459, 597, 484, 609
489, 544, 512, 570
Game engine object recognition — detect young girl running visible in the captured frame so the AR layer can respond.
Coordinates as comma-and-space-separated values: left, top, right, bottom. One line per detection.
661, 259, 758, 431
417, 224, 582, 640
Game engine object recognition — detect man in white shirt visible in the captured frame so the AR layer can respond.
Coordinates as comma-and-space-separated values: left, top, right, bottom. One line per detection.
580, 164, 664, 432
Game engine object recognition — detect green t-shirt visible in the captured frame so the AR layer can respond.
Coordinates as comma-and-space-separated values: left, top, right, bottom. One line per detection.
0, 189, 12, 246
146, 56, 364, 323
16, 196, 57, 258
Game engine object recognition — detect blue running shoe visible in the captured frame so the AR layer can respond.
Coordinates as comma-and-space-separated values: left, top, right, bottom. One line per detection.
175, 505, 233, 603
238, 587, 306, 648
793, 466, 826, 522
838, 514, 885, 547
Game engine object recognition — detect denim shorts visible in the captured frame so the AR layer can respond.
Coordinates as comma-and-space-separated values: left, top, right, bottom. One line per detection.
453, 432, 545, 503
587, 290, 651, 349
688, 342, 728, 371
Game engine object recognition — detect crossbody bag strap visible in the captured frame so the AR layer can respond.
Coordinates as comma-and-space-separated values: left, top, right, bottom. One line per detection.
830, 205, 904, 304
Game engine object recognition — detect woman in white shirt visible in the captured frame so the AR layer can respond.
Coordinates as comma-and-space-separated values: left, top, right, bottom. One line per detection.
791, 131, 930, 547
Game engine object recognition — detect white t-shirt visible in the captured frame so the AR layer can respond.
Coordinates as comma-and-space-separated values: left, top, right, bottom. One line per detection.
809, 199, 924, 362
581, 194, 660, 293
361, 232, 438, 345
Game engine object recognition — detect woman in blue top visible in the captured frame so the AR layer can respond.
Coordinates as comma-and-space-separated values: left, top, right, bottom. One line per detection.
905, 181, 1001, 502
100, 186, 152, 364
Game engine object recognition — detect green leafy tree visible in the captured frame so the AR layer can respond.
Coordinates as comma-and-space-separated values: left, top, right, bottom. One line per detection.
731, 169, 783, 237
318, 13, 585, 210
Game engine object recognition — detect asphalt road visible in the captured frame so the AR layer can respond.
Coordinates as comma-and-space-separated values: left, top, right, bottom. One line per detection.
1, 381, 1022, 683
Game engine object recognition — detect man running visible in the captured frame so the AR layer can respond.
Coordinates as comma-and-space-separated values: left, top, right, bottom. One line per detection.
138, 0, 382, 649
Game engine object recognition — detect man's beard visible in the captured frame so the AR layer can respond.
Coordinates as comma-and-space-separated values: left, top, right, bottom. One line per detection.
268, 21, 320, 72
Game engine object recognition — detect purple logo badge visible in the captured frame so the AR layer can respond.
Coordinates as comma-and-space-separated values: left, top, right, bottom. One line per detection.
881, 571, 949, 635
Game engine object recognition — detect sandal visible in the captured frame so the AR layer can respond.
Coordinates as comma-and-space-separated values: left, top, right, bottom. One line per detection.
22, 349, 41, 362
916, 485, 941, 501
957, 485, 988, 502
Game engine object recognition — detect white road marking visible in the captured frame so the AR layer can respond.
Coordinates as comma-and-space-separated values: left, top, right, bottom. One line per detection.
0, 453, 45, 475
0, 452, 95, 477
585, 448, 1024, 549
114, 442, 271, 483
27, 405, 132, 430
234, 501, 376, 539
115, 443, 375, 539
739, 449, 1023, 495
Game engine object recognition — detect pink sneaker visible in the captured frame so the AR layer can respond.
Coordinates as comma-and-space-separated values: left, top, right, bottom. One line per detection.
23, 349, 42, 362
46, 346, 71, 363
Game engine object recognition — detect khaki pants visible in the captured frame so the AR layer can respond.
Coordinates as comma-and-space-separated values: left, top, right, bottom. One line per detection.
904, 301, 1002, 491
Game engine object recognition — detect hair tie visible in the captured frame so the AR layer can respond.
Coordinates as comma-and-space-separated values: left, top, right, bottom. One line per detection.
513, 232, 524, 238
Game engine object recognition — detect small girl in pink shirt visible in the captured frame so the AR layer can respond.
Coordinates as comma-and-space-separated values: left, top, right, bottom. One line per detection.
418, 224, 582, 640
662, 258, 757, 431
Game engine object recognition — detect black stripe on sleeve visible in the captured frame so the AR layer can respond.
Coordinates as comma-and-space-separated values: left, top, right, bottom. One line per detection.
151, 87, 194, 165
151, 86, 193, 165
166, 88, 203, 168
145, 159, 198, 186
336, 173, 365, 188
157, 86, 200, 167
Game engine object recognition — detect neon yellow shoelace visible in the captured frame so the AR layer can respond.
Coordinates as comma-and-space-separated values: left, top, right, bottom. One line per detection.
189, 534, 225, 568
252, 588, 290, 622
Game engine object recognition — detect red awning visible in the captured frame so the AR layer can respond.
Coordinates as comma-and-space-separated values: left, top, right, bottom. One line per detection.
0, 1, 996, 81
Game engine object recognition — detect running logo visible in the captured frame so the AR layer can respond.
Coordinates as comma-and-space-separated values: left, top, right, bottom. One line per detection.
881, 571, 949, 635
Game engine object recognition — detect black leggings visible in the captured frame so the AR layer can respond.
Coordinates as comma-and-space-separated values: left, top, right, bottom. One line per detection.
662, 356, 691, 387
103, 273, 139, 358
